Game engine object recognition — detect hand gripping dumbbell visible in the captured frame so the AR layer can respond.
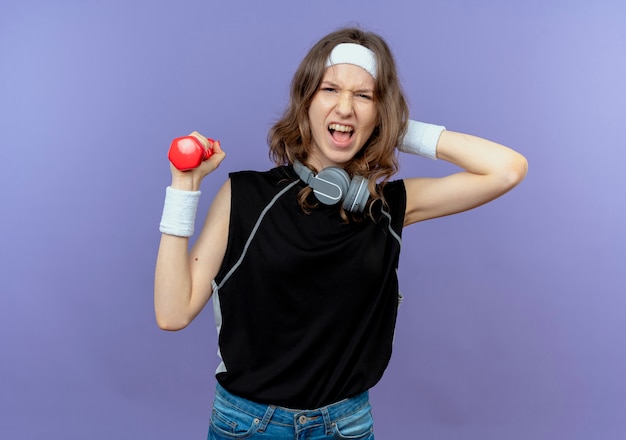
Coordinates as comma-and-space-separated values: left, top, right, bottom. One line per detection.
168, 136, 214, 171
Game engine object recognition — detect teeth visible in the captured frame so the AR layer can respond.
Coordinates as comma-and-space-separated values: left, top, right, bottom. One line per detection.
328, 123, 353, 132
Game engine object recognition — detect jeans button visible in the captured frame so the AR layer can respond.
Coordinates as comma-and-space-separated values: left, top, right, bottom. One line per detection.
299, 415, 307, 424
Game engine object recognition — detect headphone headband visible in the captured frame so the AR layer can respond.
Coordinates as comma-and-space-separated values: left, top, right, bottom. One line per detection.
292, 160, 313, 185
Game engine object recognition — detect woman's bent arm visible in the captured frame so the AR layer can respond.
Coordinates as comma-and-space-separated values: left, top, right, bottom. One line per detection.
154, 132, 228, 331
404, 130, 528, 226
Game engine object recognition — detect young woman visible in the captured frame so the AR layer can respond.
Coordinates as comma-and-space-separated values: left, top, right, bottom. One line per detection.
155, 27, 527, 440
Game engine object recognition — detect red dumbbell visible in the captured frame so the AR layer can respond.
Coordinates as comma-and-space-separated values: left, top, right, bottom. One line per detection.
168, 136, 214, 171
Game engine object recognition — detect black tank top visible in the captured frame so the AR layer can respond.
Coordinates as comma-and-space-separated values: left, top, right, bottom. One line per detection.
212, 165, 406, 409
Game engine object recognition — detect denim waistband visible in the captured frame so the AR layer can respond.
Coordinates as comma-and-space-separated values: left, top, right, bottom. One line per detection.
214, 383, 370, 428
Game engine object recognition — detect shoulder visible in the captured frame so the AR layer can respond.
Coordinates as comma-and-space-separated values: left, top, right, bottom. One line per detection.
381, 179, 406, 199
228, 166, 300, 211
380, 179, 406, 212
368, 179, 406, 228
229, 166, 296, 188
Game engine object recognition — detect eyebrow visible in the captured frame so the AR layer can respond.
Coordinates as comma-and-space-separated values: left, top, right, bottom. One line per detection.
320, 80, 374, 94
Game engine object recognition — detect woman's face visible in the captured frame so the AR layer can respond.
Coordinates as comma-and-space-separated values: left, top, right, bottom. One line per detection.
306, 63, 378, 170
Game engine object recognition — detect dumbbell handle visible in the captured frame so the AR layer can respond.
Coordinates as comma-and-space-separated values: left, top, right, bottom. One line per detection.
168, 136, 214, 171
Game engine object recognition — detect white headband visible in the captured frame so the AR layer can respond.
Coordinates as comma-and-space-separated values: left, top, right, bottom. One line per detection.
325, 43, 378, 79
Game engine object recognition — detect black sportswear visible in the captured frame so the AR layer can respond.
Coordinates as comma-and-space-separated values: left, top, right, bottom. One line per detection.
212, 165, 406, 409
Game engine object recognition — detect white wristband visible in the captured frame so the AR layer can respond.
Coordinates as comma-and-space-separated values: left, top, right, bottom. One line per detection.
398, 119, 446, 160
159, 186, 201, 237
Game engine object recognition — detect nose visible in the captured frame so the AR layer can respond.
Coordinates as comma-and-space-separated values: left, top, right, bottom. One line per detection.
335, 92, 353, 117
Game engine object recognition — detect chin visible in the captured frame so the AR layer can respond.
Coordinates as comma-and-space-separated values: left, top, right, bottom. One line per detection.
330, 145, 362, 161
311, 141, 361, 169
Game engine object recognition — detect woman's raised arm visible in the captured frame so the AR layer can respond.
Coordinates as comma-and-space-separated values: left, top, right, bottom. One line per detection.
154, 132, 229, 330
403, 130, 528, 226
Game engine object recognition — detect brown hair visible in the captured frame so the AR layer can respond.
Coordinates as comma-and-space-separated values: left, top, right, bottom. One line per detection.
268, 27, 409, 219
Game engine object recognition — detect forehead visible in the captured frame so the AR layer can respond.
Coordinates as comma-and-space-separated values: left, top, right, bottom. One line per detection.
322, 64, 375, 90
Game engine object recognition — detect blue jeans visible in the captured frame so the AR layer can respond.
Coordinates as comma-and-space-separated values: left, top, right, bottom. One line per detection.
208, 384, 375, 439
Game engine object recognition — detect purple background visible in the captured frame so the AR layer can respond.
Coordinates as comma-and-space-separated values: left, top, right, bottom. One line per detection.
1, 1, 625, 439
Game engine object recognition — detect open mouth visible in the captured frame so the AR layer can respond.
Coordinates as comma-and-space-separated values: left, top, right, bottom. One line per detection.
328, 123, 354, 143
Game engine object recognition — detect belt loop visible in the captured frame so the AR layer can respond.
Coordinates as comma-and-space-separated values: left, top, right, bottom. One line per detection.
257, 405, 276, 432
321, 407, 333, 436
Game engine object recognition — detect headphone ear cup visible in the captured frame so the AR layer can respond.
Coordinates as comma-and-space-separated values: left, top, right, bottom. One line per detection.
313, 167, 350, 205
342, 175, 369, 213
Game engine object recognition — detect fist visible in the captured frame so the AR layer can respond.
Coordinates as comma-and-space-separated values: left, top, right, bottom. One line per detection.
168, 136, 214, 171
